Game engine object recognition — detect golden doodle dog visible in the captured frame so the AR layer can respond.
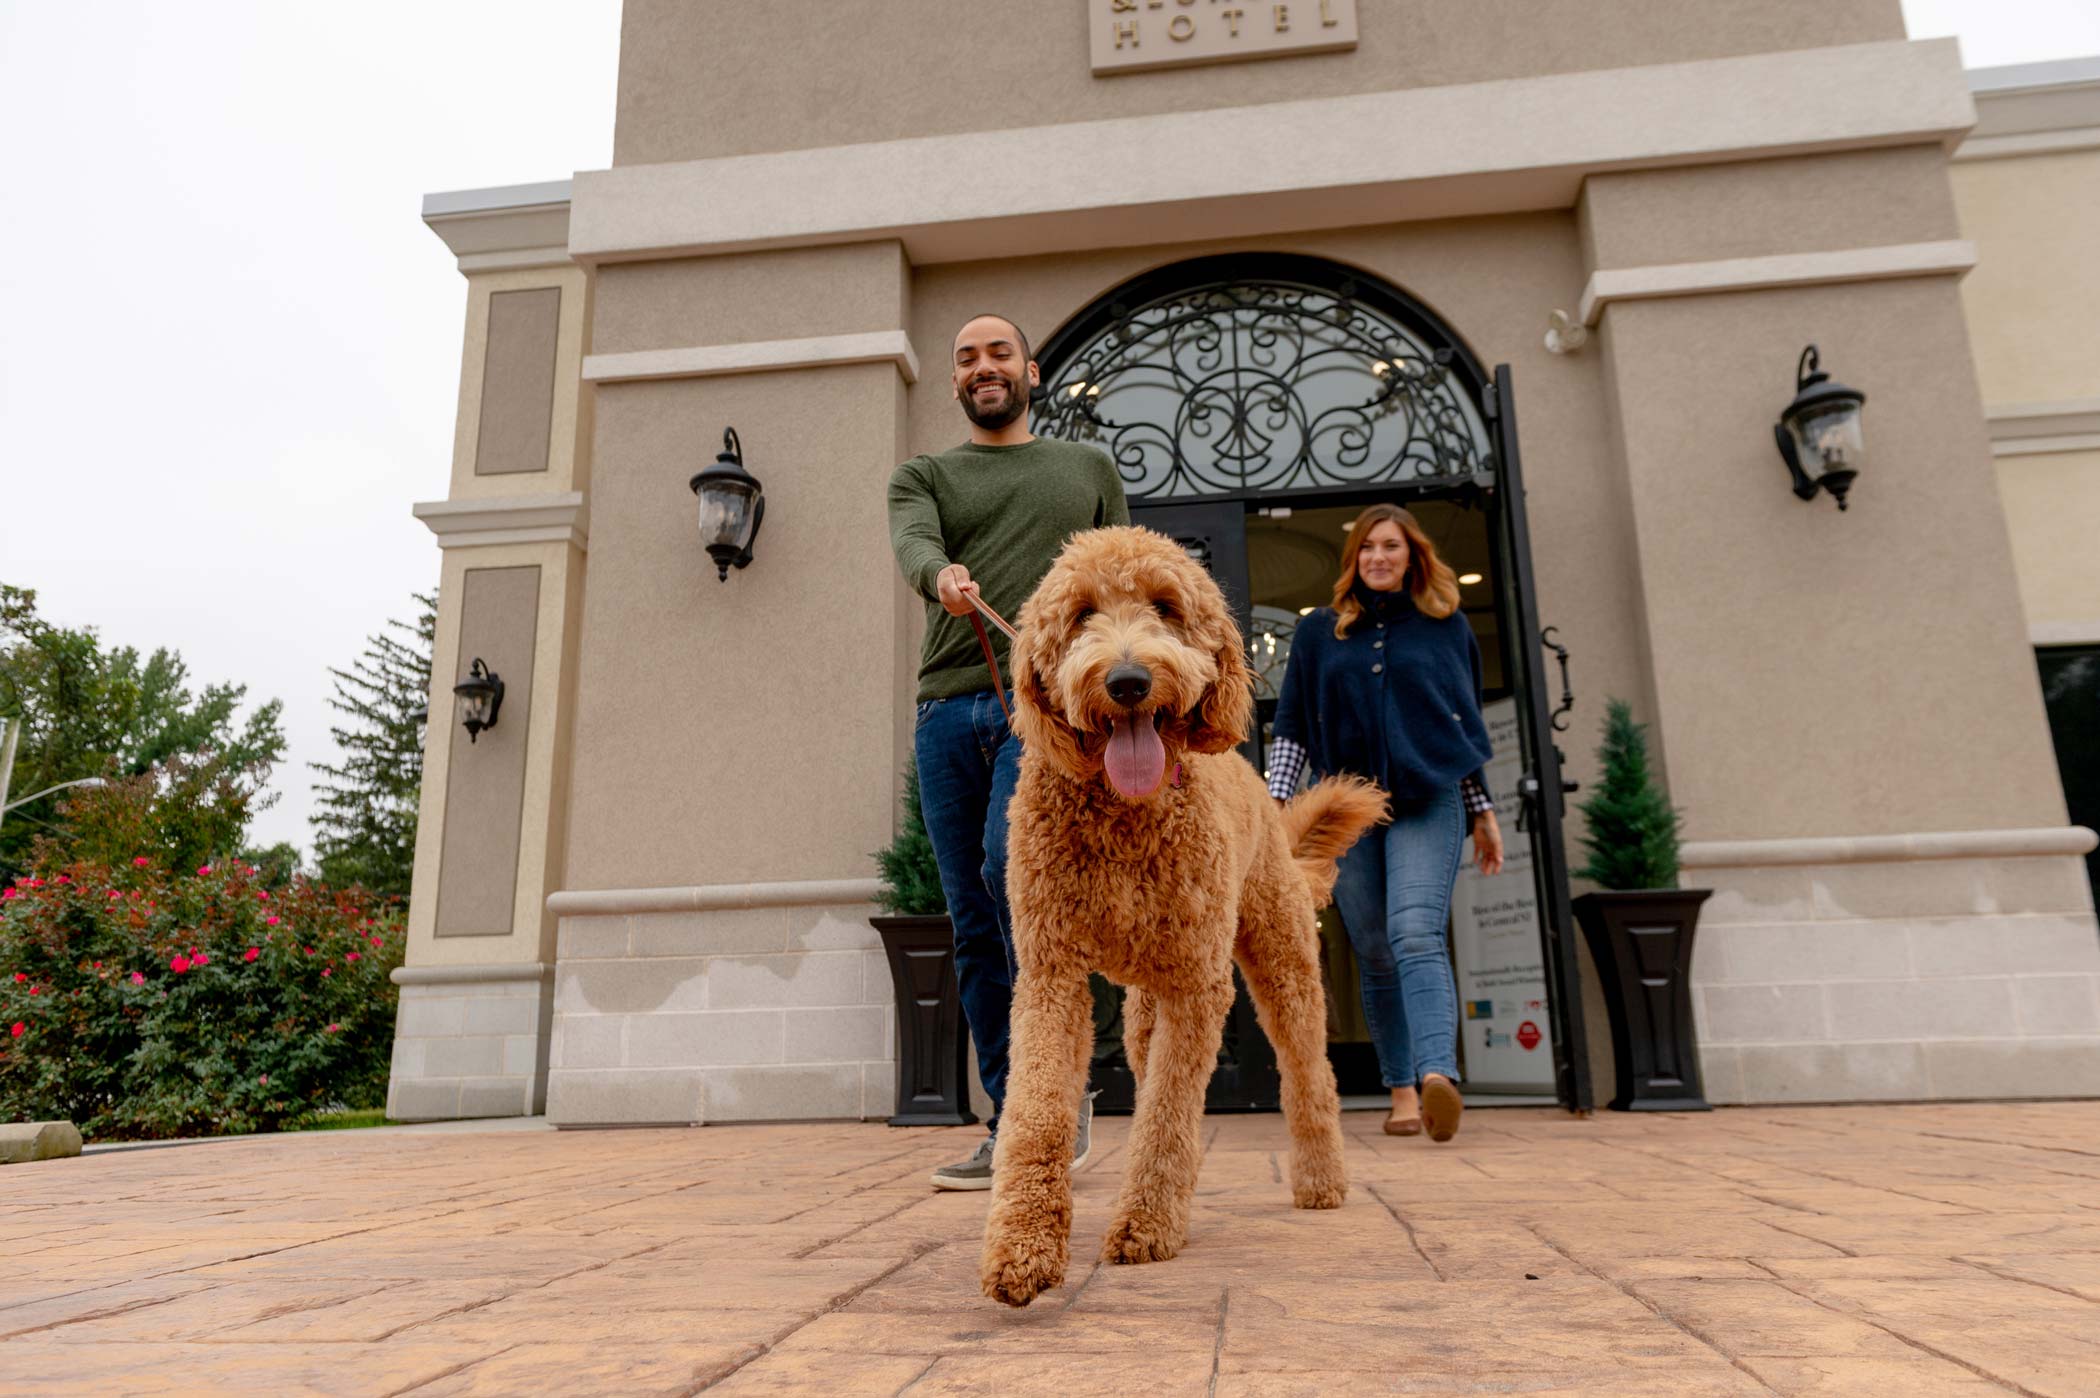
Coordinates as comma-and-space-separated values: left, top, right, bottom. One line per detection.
981, 525, 1387, 1308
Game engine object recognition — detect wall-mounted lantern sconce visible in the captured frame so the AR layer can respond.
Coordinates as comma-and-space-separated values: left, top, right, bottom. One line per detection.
689, 426, 766, 581
453, 658, 504, 744
1773, 344, 1866, 511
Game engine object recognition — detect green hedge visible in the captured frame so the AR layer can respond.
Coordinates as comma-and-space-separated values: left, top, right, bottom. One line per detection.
0, 858, 404, 1140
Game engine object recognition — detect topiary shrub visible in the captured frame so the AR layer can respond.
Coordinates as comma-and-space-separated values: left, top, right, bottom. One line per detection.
0, 857, 404, 1139
1574, 699, 1683, 891
873, 760, 947, 917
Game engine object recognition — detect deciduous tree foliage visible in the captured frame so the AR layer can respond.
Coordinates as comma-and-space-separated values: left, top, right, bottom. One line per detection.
0, 585, 285, 881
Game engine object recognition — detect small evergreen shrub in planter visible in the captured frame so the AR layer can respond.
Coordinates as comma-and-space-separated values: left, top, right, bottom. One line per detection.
1571, 700, 1713, 1111
870, 761, 974, 1126
0, 858, 405, 1139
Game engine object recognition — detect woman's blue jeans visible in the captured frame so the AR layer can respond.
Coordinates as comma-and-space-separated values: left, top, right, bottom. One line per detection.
912, 691, 1022, 1131
1329, 784, 1466, 1088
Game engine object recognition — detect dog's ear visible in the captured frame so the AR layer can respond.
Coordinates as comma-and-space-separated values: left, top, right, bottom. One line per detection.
1184, 611, 1254, 755
1010, 620, 1092, 776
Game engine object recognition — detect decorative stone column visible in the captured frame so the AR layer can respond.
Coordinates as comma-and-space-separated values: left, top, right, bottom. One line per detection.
386, 184, 594, 1121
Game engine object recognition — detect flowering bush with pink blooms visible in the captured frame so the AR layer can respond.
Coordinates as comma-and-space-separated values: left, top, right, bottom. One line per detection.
0, 859, 404, 1139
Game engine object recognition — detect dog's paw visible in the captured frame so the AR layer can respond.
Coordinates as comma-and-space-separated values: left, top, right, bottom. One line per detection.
981, 1227, 1067, 1308
1100, 1210, 1183, 1265
1292, 1178, 1347, 1210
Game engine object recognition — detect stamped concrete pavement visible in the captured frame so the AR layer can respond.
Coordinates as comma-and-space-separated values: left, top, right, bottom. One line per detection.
3, 1103, 2098, 1396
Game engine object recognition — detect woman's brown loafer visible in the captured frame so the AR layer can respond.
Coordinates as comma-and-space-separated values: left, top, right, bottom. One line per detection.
1422, 1076, 1464, 1143
1383, 1113, 1423, 1137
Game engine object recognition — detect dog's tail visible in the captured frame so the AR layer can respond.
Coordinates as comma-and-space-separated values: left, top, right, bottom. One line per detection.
1282, 776, 1390, 907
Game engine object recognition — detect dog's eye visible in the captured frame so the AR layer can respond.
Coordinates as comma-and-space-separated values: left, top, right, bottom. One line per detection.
1152, 600, 1178, 623
1073, 606, 1095, 627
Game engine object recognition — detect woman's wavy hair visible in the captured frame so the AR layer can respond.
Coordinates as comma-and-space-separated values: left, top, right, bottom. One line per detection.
1331, 503, 1461, 636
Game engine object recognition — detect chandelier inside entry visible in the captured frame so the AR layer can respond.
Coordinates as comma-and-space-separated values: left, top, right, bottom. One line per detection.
1031, 264, 1494, 500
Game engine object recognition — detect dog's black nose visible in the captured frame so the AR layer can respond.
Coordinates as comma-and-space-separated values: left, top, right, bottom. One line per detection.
1106, 663, 1152, 708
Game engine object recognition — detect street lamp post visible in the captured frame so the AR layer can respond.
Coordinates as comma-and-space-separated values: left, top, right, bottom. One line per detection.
0, 716, 108, 835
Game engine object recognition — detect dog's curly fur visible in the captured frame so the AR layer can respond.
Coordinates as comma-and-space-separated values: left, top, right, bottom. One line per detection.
980, 526, 1388, 1308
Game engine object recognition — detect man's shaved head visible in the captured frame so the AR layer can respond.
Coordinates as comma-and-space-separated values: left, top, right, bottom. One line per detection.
955, 314, 1030, 363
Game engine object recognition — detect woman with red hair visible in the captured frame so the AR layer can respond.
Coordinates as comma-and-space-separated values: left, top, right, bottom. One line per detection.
1267, 503, 1504, 1141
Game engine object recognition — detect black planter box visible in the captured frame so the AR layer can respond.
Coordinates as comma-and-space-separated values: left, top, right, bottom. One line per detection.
1572, 889, 1714, 1112
869, 914, 978, 1127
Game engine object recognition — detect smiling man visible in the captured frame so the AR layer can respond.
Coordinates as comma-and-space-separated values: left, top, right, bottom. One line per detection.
888, 313, 1129, 1190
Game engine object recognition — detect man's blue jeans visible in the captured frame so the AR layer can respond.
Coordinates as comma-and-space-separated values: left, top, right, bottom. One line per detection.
1329, 784, 1466, 1087
913, 690, 1023, 1131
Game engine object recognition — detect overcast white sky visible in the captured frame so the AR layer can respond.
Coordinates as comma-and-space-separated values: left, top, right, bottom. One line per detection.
2, 1, 2096, 856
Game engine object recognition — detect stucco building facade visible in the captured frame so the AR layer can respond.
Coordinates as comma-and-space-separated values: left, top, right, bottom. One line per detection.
386, 2, 2100, 1125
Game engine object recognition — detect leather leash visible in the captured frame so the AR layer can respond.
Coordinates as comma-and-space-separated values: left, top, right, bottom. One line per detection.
965, 592, 1019, 723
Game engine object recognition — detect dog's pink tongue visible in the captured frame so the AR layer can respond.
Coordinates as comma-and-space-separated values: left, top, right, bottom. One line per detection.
1103, 715, 1167, 799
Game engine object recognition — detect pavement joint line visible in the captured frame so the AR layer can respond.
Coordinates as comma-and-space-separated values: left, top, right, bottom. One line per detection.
892, 1353, 944, 1395
1740, 1191, 1828, 1216
1363, 1183, 1444, 1282
1751, 1215, 1858, 1258
1797, 1166, 1993, 1214
824, 1139, 943, 1180
1520, 1222, 1783, 1396
488, 1177, 715, 1235
691, 1237, 943, 1393
1951, 1253, 2100, 1304
381, 1341, 524, 1397
1206, 1285, 1229, 1398
1059, 1261, 1103, 1311
791, 1191, 935, 1259
1918, 1129, 2100, 1160
0, 1286, 204, 1342
1762, 1274, 2049, 1397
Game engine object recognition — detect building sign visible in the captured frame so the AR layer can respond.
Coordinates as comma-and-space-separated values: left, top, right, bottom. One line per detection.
1090, 0, 1358, 76
1449, 699, 1556, 1093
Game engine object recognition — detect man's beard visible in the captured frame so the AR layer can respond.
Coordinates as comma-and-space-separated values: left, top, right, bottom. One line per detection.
960, 373, 1030, 430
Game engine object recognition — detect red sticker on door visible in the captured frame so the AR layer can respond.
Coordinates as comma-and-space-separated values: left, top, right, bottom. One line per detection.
1516, 1020, 1541, 1051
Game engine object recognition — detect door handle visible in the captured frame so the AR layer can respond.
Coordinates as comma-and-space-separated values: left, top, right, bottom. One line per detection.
1541, 626, 1575, 733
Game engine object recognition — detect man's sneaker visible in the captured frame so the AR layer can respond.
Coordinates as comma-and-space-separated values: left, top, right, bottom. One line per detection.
1073, 1089, 1097, 1170
929, 1092, 1099, 1190
930, 1132, 996, 1191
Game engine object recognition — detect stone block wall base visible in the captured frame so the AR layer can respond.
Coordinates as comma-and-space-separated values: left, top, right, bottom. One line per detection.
1683, 837, 2100, 1106
385, 974, 553, 1122
547, 891, 898, 1125
546, 1068, 705, 1127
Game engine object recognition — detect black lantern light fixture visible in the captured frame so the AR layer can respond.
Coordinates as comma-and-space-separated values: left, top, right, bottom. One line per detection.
1773, 344, 1867, 511
453, 658, 504, 744
689, 426, 766, 581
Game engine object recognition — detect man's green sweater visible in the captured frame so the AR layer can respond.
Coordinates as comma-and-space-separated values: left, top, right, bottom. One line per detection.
888, 437, 1130, 702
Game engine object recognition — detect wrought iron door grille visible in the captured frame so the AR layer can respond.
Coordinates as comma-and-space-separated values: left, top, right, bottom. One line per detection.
1033, 273, 1494, 499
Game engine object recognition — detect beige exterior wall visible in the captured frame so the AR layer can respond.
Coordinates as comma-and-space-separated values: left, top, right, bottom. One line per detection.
1952, 68, 2100, 646
613, 0, 1904, 165
393, 17, 2100, 1120
1953, 148, 2100, 409
1997, 449, 2100, 637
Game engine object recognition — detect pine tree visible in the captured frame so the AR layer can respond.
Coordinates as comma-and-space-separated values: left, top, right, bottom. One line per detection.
873, 760, 948, 916
1574, 699, 1683, 891
309, 594, 435, 897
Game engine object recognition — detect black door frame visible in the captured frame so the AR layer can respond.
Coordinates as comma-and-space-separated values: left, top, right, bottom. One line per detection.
1035, 255, 1593, 1113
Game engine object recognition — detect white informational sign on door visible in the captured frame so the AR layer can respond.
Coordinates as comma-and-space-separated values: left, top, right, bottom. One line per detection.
1448, 699, 1556, 1092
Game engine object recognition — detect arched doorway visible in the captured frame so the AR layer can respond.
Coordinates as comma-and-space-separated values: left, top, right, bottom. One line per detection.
1032, 253, 1591, 1114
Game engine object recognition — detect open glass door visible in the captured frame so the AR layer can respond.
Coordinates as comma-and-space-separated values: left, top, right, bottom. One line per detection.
1479, 364, 1594, 1112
